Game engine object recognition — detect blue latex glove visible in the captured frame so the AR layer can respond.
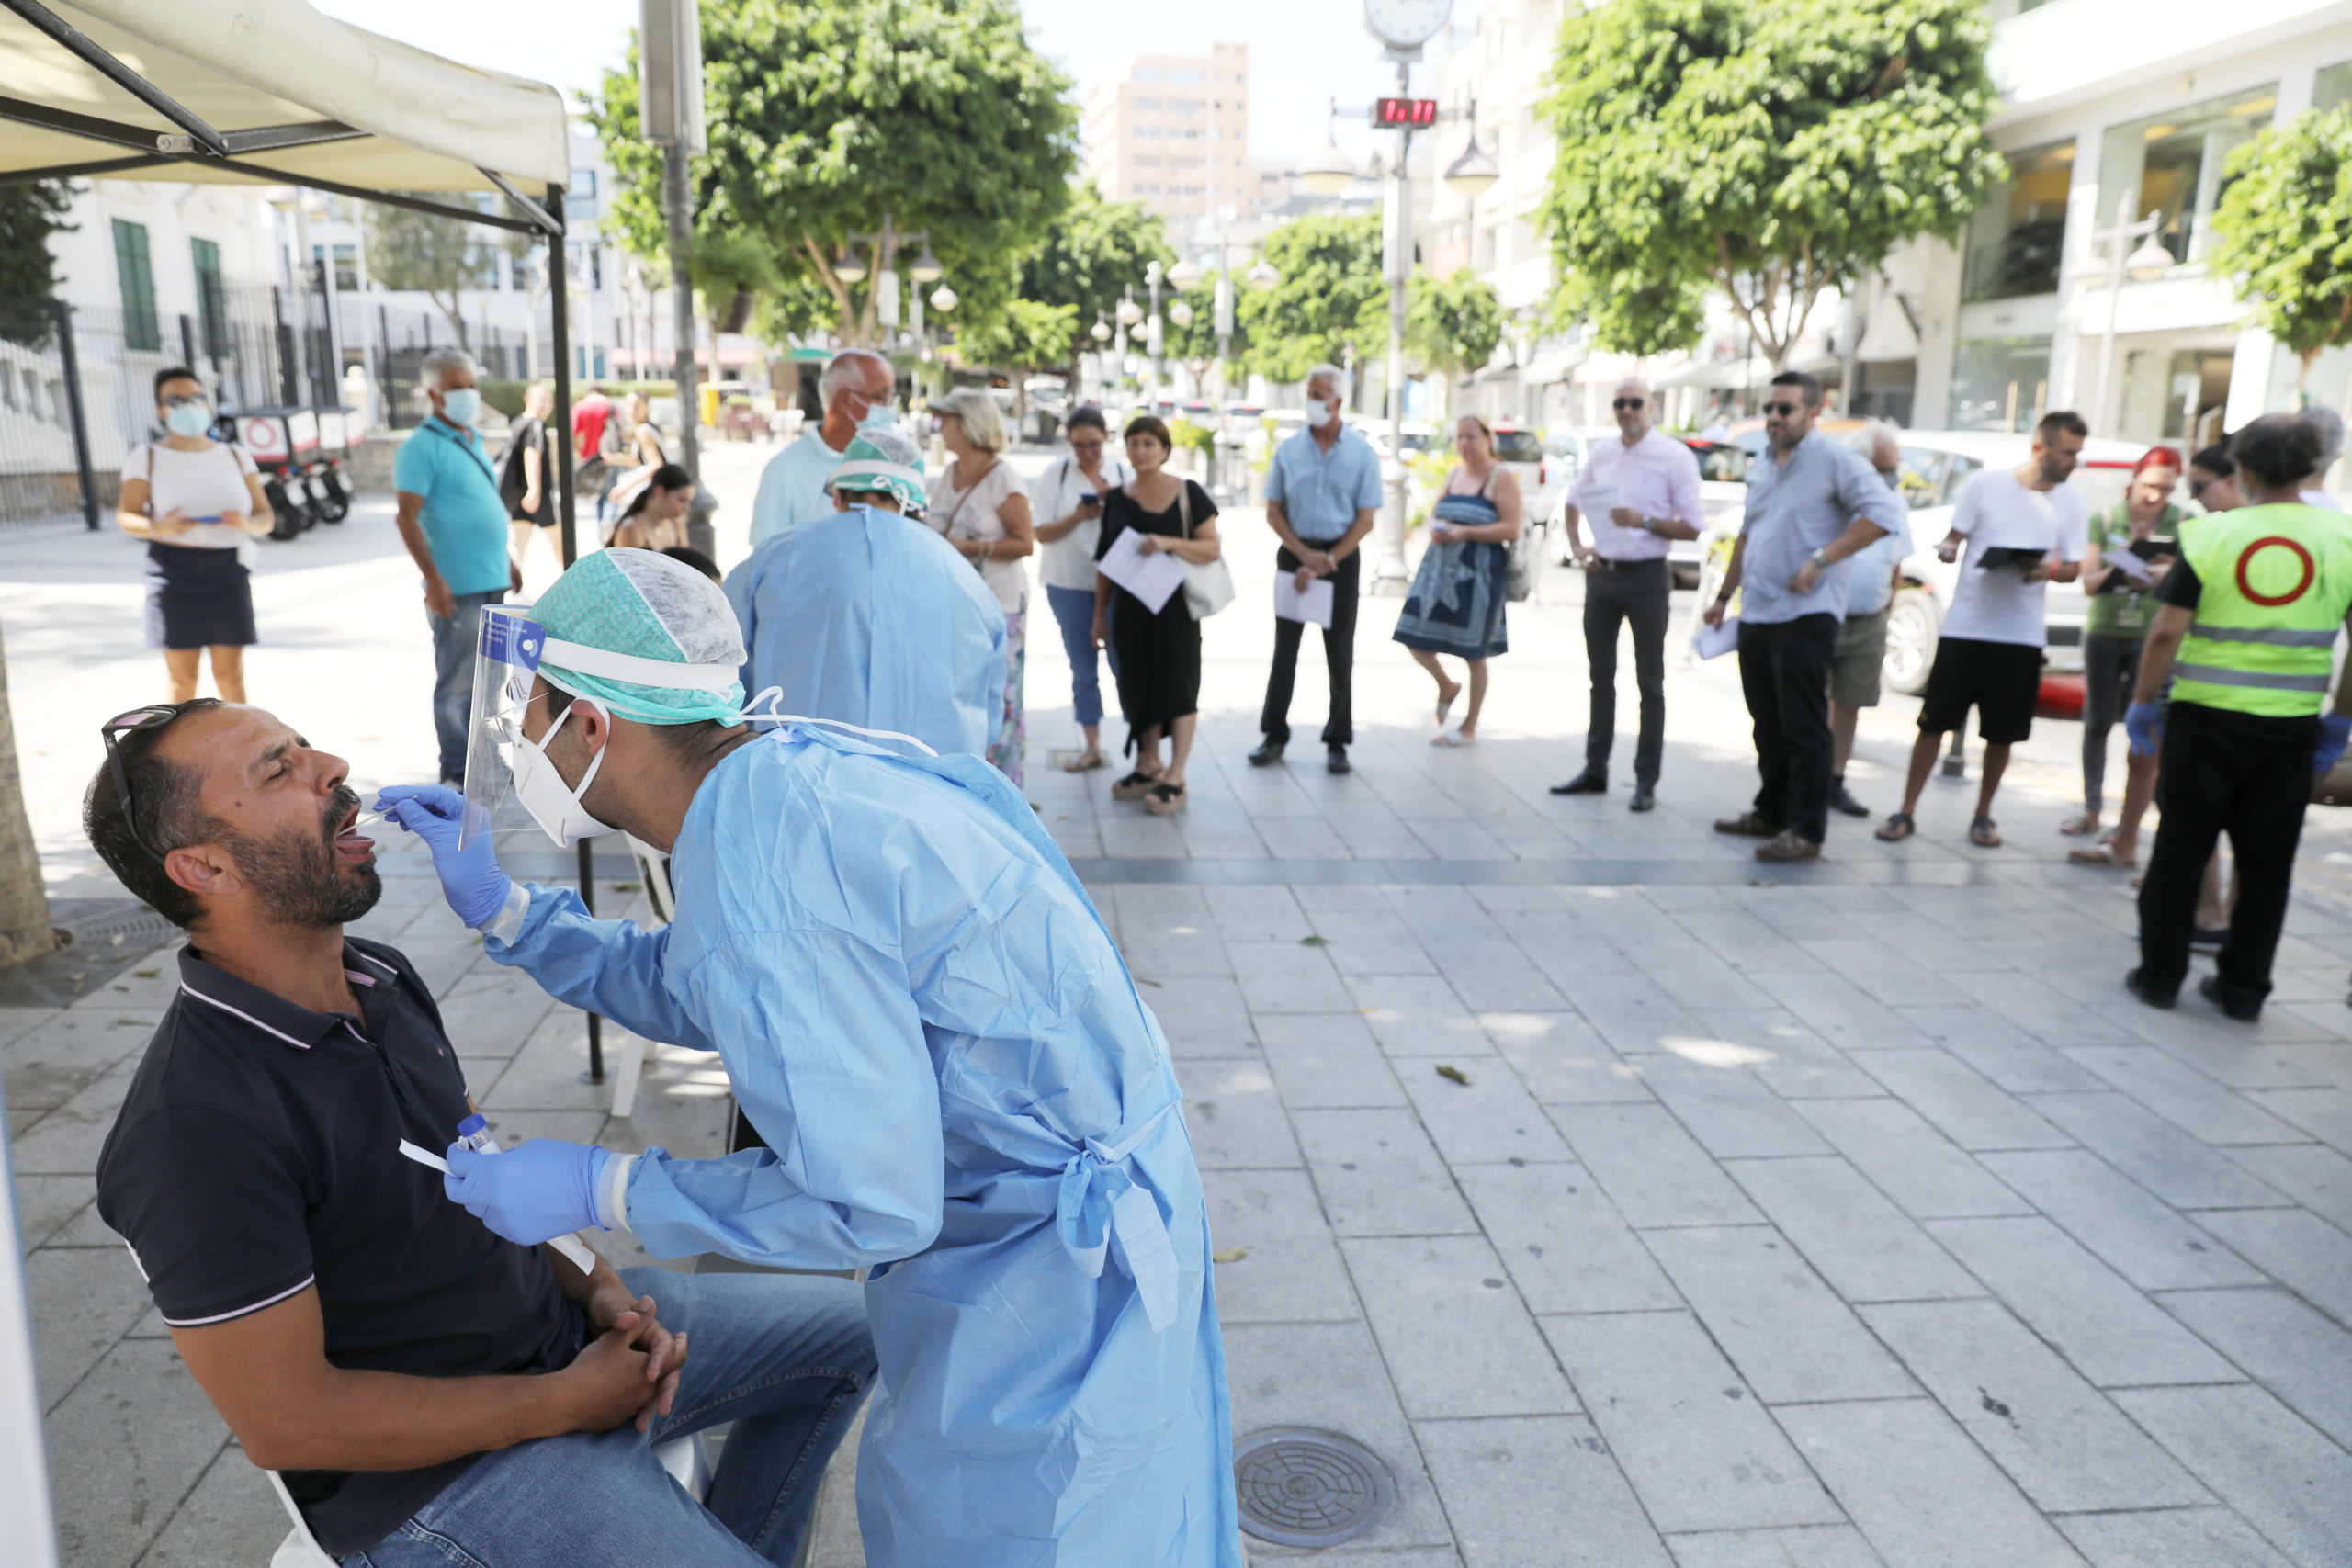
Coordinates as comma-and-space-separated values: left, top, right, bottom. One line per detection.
378, 784, 511, 929
444, 1137, 615, 1245
2316, 714, 2352, 775
2125, 701, 2165, 758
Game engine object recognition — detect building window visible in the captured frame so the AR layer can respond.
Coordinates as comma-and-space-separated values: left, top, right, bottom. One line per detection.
1950, 336, 2051, 433
1136, 96, 1161, 109
2098, 85, 2277, 268
191, 238, 228, 358
1136, 68, 1160, 83
567, 167, 598, 223
1961, 141, 2072, 302
308, 243, 359, 293
113, 219, 160, 352
2318, 60, 2352, 112
1168, 68, 1203, 84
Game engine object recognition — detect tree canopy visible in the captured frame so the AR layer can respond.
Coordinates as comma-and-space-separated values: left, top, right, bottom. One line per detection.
1369, 266, 1505, 380
1000, 186, 1173, 380
2210, 106, 2352, 386
592, 0, 1077, 346
0, 179, 74, 346
1538, 0, 2004, 366
366, 199, 499, 346
1239, 213, 1386, 389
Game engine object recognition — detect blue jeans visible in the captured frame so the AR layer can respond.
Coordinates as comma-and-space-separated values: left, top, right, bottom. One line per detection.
1045, 583, 1118, 730
429, 590, 502, 785
344, 1267, 874, 1568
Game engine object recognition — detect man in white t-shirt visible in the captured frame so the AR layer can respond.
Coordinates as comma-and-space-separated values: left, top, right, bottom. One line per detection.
1876, 411, 2089, 848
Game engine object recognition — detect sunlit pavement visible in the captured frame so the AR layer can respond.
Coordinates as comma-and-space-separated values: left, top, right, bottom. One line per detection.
9, 438, 2352, 1565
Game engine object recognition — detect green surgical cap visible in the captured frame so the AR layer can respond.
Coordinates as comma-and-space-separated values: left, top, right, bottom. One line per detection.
826, 431, 928, 515
531, 548, 748, 725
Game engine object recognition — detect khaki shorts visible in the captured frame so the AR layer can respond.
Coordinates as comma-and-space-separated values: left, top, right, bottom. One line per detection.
1829, 603, 1893, 709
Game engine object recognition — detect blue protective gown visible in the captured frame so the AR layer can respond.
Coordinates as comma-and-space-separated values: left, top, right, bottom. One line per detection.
483, 726, 1242, 1568
723, 505, 1007, 760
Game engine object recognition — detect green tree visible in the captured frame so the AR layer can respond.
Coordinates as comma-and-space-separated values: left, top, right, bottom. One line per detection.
1162, 279, 1250, 392
0, 179, 74, 345
1004, 187, 1173, 384
592, 0, 1077, 347
1363, 266, 1504, 379
2210, 106, 2352, 389
1240, 213, 1385, 390
1538, 0, 2004, 366
957, 298, 1078, 384
366, 198, 497, 347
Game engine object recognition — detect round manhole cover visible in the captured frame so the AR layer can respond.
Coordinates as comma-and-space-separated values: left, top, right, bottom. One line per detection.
1232, 1427, 1395, 1548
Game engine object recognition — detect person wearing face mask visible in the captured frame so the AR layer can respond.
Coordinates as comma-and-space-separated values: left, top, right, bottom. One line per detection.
1253, 364, 1384, 774
394, 347, 520, 788
1031, 406, 1134, 772
378, 547, 1245, 1568
749, 348, 899, 547
117, 367, 275, 702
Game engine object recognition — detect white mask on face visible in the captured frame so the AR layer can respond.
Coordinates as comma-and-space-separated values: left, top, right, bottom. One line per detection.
1308, 396, 1340, 427
511, 695, 618, 846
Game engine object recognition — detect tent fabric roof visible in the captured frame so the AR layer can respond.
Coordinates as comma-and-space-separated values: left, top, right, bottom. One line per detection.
0, 0, 571, 192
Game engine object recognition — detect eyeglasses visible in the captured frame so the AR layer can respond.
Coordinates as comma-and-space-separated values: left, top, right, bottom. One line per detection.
1763, 402, 1804, 416
1612, 398, 1646, 412
159, 394, 206, 410
99, 704, 190, 863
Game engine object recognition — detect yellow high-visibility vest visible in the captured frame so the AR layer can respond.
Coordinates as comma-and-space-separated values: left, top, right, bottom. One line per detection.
2173, 502, 2352, 718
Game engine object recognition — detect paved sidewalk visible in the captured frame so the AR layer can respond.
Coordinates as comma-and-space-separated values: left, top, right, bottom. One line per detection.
11, 446, 2352, 1565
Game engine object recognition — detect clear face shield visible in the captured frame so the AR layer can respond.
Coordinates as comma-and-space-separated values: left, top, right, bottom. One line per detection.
461, 604, 577, 849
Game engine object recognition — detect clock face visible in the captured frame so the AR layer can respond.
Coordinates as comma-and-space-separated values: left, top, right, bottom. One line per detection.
1363, 0, 1453, 49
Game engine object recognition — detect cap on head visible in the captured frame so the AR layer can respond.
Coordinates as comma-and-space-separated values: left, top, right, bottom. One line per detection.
826, 431, 928, 513
531, 549, 747, 725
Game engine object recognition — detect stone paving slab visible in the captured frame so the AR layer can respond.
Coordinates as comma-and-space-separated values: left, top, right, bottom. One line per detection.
13, 455, 2352, 1563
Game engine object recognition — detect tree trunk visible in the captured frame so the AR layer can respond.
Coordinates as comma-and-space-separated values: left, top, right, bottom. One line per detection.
0, 625, 56, 968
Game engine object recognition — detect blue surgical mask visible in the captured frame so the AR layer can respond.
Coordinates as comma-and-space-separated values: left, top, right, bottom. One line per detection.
857, 399, 897, 432
162, 402, 211, 438
442, 389, 481, 426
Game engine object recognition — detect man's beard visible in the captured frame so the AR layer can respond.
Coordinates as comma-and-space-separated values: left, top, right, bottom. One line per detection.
226, 787, 382, 928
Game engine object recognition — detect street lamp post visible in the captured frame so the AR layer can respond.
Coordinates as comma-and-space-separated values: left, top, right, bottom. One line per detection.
2083, 192, 2177, 436
1145, 259, 1165, 413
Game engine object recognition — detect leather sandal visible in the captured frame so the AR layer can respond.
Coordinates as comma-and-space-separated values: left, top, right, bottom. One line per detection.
1874, 812, 1916, 842
1111, 769, 1162, 802
1969, 816, 2003, 849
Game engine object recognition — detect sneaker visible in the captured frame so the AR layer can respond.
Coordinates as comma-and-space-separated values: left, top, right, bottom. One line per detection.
1754, 829, 1822, 863
2124, 967, 2179, 1010
1830, 782, 1871, 818
2198, 973, 2263, 1022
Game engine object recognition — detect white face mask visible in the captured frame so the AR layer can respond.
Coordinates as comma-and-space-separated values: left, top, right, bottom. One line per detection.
1309, 396, 1340, 428
511, 695, 618, 846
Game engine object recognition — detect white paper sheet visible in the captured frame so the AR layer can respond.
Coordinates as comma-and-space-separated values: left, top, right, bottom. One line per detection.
1274, 572, 1335, 628
1691, 614, 1739, 660
1099, 528, 1186, 615
2109, 547, 2156, 584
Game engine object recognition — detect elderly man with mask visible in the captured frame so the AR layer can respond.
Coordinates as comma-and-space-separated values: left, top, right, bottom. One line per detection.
725, 428, 1007, 760
1253, 363, 1384, 774
394, 347, 517, 789
1826, 422, 1913, 820
749, 348, 899, 547
376, 548, 1242, 1567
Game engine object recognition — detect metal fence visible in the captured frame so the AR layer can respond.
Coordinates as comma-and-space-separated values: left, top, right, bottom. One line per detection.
354, 296, 538, 433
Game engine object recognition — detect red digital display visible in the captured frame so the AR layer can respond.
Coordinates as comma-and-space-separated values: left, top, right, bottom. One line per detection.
1374, 97, 1439, 129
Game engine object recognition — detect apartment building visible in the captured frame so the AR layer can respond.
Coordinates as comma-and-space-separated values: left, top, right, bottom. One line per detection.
1082, 44, 1252, 224
1905, 0, 2352, 442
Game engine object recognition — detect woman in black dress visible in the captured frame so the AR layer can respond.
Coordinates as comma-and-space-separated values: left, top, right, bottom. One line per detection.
1091, 415, 1221, 815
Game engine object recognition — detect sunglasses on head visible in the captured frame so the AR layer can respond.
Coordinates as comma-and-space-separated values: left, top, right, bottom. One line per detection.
1612, 398, 1645, 412
99, 704, 191, 863
1763, 401, 1804, 416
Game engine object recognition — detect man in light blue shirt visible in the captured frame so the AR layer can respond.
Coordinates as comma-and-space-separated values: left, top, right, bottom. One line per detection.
1829, 423, 1914, 819
1253, 364, 1385, 774
1702, 371, 1901, 860
748, 349, 899, 548
393, 347, 515, 785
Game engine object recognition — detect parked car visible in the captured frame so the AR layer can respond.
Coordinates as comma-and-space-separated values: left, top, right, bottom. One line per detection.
1874, 430, 2148, 693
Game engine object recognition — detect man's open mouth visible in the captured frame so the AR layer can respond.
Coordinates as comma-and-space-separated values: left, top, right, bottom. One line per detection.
333, 801, 375, 863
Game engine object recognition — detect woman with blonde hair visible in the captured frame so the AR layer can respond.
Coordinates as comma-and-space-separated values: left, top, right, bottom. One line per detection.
1394, 413, 1522, 744
928, 388, 1036, 784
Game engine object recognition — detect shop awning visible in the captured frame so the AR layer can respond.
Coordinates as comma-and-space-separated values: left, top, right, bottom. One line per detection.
0, 0, 570, 221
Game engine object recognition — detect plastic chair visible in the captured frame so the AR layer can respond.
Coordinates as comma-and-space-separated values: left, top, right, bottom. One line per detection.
266, 1434, 709, 1564
609, 836, 679, 1119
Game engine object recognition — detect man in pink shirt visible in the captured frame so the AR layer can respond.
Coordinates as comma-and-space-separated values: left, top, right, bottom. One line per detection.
1552, 377, 1704, 812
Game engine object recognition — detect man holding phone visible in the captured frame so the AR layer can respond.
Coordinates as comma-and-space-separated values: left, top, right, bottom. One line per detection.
1032, 406, 1134, 771
1876, 411, 2089, 848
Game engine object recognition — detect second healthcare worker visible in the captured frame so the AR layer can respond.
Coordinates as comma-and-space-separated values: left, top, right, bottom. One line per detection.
379, 548, 1239, 1568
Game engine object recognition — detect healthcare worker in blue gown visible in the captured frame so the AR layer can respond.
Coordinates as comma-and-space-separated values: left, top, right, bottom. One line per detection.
379, 547, 1241, 1568
724, 429, 1007, 760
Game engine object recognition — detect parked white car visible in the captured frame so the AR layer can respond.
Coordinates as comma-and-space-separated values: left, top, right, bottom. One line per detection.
1875, 430, 2151, 693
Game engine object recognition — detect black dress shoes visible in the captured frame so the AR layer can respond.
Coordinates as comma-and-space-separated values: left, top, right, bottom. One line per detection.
1629, 786, 1657, 813
1327, 746, 1351, 775
1249, 741, 1285, 767
1550, 772, 1606, 795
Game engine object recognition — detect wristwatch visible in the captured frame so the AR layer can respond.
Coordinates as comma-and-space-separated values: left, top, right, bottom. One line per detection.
1809, 547, 1831, 570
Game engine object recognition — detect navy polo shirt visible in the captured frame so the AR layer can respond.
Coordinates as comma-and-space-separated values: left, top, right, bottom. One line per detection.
95, 938, 586, 1557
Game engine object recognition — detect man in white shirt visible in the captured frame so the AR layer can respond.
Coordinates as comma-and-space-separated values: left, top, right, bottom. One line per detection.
1876, 411, 2089, 847
1550, 376, 1702, 813
747, 349, 897, 547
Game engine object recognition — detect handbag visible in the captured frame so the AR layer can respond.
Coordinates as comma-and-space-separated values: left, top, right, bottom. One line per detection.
1175, 479, 1234, 619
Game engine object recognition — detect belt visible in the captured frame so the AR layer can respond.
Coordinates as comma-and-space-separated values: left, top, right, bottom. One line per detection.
1588, 555, 1667, 570
1054, 1095, 1182, 1331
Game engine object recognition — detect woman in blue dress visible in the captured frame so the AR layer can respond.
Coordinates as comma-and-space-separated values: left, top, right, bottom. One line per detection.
1394, 415, 1524, 745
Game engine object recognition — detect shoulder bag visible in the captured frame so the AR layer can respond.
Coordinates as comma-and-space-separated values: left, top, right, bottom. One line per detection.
1176, 479, 1235, 619
1500, 464, 1539, 604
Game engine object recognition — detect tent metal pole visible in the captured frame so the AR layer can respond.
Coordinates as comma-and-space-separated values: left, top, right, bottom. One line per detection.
545, 182, 605, 1085
0, 0, 228, 155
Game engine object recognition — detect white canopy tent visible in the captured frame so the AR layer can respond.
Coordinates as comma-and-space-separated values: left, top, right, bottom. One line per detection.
0, 9, 599, 1561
